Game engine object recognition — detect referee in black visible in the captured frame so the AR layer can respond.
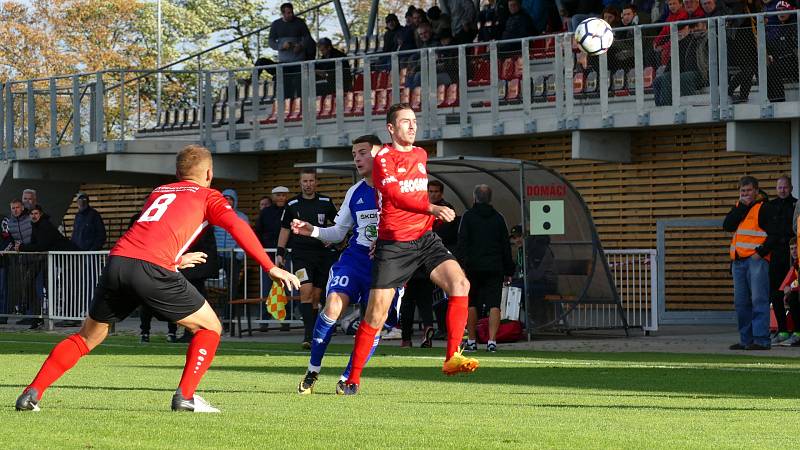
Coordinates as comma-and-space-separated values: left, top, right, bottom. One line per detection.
276, 168, 338, 349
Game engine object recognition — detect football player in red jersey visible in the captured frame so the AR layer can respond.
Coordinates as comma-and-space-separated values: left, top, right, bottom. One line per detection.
339, 103, 479, 395
15, 145, 300, 413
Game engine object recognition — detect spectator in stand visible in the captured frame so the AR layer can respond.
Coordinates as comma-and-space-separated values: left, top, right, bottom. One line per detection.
262, 196, 273, 211
405, 23, 450, 88
427, 6, 452, 39
405, 6, 416, 27
268, 2, 315, 99
654, 0, 689, 66
565, 0, 605, 31
441, 0, 478, 43
776, 237, 800, 346
7, 199, 32, 249
653, 22, 708, 105
766, 1, 798, 102
7, 199, 37, 327
382, 14, 403, 53
702, 0, 755, 103
411, 8, 430, 48
684, 0, 707, 17
456, 185, 515, 353
214, 189, 248, 323
71, 192, 105, 251
17, 205, 75, 252
22, 189, 37, 211
397, 12, 419, 52
500, 0, 536, 52
524, 0, 561, 34
724, 175, 777, 350
602, 5, 622, 26
315, 37, 351, 97
768, 175, 796, 344
610, 5, 639, 72
478, 0, 502, 41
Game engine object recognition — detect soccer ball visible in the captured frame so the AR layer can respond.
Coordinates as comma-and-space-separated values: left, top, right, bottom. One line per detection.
574, 17, 614, 56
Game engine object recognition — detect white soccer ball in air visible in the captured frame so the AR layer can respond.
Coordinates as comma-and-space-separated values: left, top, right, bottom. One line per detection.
574, 17, 614, 56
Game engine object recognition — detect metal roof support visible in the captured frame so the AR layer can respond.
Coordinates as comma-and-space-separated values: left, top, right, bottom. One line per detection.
333, 0, 352, 43
365, 0, 379, 38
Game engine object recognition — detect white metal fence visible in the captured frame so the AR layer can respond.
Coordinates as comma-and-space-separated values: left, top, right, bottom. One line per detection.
47, 251, 108, 326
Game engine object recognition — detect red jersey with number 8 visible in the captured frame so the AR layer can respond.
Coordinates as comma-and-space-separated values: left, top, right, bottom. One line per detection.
111, 181, 273, 272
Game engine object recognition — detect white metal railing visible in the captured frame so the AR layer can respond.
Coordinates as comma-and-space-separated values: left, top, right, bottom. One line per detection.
46, 251, 109, 326
605, 249, 657, 332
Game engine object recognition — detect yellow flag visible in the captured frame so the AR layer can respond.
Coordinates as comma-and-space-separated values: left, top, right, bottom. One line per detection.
266, 282, 288, 320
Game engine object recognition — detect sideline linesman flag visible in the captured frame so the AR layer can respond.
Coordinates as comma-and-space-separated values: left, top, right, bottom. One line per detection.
266, 282, 288, 320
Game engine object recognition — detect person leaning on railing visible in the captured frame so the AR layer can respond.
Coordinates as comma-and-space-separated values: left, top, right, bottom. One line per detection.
16, 205, 76, 252
765, 1, 798, 102
652, 21, 709, 105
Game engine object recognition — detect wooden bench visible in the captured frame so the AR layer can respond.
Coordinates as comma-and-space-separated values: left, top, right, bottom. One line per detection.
229, 295, 300, 338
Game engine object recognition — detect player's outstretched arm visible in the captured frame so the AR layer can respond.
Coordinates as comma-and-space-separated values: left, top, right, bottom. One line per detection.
268, 266, 301, 291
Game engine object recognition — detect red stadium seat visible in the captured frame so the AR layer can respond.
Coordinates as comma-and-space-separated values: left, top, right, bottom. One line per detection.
287, 97, 302, 121
347, 91, 364, 117
374, 88, 390, 115
319, 95, 334, 119
410, 87, 422, 111
443, 83, 459, 107
353, 73, 364, 91
643, 66, 655, 91
376, 71, 390, 89
343, 91, 354, 116
437, 84, 446, 107
506, 78, 521, 103
468, 58, 490, 86
400, 87, 410, 104
315, 96, 323, 119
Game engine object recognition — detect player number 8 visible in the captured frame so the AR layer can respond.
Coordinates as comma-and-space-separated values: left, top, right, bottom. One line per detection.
138, 193, 177, 222
330, 275, 349, 287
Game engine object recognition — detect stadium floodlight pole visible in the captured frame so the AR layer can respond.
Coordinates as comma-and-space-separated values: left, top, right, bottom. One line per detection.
156, 0, 163, 124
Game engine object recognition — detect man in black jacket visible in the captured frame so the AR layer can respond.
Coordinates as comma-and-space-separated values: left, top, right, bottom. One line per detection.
768, 175, 797, 344
456, 184, 515, 353
314, 38, 351, 97
18, 206, 76, 252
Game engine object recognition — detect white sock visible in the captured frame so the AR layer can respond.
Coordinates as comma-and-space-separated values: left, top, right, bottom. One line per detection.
488, 340, 497, 346
308, 364, 321, 373
467, 339, 476, 345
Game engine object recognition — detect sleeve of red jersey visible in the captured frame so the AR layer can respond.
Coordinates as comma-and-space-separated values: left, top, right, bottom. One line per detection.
206, 191, 275, 272
373, 148, 431, 215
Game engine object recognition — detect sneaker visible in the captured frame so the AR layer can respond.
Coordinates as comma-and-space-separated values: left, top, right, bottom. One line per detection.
729, 343, 746, 350
382, 327, 402, 340
745, 343, 771, 350
487, 343, 497, 353
140, 333, 150, 343
400, 340, 413, 348
171, 390, 220, 413
301, 341, 312, 350
420, 326, 434, 348
772, 332, 791, 344
335, 380, 346, 395
166, 333, 177, 343
442, 347, 480, 376
15, 387, 40, 412
463, 341, 478, 352
297, 371, 319, 395
432, 329, 447, 340
779, 334, 800, 347
337, 382, 359, 396
29, 319, 43, 330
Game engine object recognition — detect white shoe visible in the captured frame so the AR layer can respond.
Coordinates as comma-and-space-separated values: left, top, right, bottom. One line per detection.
381, 327, 402, 340
172, 390, 220, 413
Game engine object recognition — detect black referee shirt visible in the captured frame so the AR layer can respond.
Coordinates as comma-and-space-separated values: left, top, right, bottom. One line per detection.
280, 193, 338, 253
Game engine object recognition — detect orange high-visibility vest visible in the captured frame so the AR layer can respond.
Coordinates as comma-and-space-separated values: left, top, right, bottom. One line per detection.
730, 201, 770, 261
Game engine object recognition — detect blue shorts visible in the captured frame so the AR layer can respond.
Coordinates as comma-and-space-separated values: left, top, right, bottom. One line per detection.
327, 248, 403, 327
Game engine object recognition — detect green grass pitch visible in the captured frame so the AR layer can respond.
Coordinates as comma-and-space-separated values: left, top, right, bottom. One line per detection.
2, 332, 800, 448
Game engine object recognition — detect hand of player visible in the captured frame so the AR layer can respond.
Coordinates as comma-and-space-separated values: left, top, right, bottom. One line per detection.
429, 204, 455, 223
268, 266, 301, 291
178, 252, 207, 269
291, 219, 314, 236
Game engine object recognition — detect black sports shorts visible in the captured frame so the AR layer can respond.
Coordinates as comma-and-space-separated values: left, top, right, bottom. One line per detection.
291, 250, 336, 287
88, 256, 206, 323
371, 231, 456, 289
466, 271, 504, 309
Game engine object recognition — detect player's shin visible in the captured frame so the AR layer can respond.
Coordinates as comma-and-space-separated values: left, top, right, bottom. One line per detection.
308, 311, 337, 372
27, 333, 90, 400
341, 334, 381, 380
178, 329, 220, 399
344, 321, 380, 385
445, 296, 469, 360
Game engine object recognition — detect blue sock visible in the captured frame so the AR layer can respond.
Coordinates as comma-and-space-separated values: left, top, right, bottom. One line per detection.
341, 334, 381, 381
308, 312, 337, 372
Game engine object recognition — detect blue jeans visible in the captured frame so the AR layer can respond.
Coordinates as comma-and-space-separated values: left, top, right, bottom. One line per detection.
732, 257, 771, 347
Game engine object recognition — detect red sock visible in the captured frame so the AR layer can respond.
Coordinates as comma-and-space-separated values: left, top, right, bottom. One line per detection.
345, 321, 380, 385
445, 296, 469, 361
178, 329, 220, 399
28, 333, 90, 400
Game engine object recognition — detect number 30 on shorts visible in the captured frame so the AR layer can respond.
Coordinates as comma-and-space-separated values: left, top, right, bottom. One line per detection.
329, 275, 349, 287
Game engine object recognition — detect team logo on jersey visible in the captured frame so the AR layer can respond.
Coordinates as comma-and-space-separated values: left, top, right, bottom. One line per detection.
356, 197, 364, 205
317, 214, 326, 224
381, 175, 398, 186
399, 178, 428, 193
365, 224, 378, 241
417, 163, 426, 174
397, 167, 407, 173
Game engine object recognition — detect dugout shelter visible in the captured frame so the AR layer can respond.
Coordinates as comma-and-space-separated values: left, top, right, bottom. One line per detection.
298, 156, 628, 337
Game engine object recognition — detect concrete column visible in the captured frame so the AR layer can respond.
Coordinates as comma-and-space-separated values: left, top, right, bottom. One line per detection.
571, 131, 631, 162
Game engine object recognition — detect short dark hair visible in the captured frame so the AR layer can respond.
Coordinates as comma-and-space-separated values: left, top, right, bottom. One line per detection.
280, 2, 293, 13
31, 204, 44, 214
10, 198, 22, 206
791, 236, 797, 246
603, 5, 620, 17
428, 180, 444, 192
387, 103, 413, 124
739, 175, 759, 189
474, 184, 492, 204
778, 174, 792, 186
353, 134, 382, 147
623, 4, 637, 13
300, 168, 317, 178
